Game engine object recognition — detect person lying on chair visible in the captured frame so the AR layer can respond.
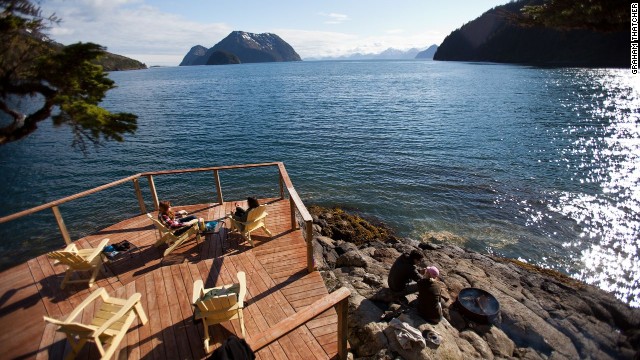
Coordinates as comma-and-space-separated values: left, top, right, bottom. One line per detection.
159, 200, 204, 235
232, 197, 260, 222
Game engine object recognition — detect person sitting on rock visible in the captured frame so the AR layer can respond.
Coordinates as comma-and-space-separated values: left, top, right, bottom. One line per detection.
417, 266, 444, 324
388, 249, 424, 293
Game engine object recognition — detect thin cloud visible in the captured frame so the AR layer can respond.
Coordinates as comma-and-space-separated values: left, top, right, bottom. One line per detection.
40, 0, 231, 65
37, 1, 445, 65
275, 29, 358, 58
319, 12, 350, 25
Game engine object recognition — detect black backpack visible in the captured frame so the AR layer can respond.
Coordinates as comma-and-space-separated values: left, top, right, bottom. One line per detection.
208, 336, 255, 360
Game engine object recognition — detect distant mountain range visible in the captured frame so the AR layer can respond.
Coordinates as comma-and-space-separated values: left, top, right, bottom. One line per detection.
415, 45, 438, 59
180, 31, 301, 66
308, 45, 438, 61
434, 0, 627, 67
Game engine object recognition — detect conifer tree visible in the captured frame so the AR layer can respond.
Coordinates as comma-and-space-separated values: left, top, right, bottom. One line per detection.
0, 0, 137, 150
518, 0, 628, 32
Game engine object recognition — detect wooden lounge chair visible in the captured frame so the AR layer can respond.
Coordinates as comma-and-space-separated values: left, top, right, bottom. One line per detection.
147, 213, 201, 257
192, 271, 247, 353
229, 205, 272, 247
47, 238, 109, 289
43, 288, 148, 360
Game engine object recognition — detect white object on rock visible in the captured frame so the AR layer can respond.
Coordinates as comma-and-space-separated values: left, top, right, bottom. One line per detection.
389, 317, 426, 349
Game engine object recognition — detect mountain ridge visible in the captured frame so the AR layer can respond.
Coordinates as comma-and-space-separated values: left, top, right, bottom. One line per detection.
180, 31, 301, 66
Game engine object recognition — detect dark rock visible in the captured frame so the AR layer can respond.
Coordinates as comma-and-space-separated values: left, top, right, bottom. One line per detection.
312, 238, 328, 270
206, 49, 241, 65
371, 247, 400, 265
418, 242, 440, 251
314, 236, 338, 269
335, 241, 359, 255
392, 242, 416, 255
362, 240, 388, 250
363, 273, 384, 288
315, 236, 336, 249
336, 251, 369, 268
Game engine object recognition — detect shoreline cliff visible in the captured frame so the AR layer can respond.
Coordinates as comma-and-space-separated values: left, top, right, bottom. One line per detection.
433, 0, 627, 68
308, 206, 639, 359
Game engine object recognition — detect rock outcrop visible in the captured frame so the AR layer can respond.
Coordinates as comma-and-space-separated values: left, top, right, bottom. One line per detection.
180, 45, 208, 66
179, 31, 301, 66
205, 50, 241, 65
309, 206, 640, 359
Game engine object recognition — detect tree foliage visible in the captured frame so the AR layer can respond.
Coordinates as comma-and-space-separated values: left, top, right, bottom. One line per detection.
0, 0, 137, 150
517, 0, 629, 32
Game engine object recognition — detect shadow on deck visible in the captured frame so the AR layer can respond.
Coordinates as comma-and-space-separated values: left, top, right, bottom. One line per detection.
0, 198, 338, 359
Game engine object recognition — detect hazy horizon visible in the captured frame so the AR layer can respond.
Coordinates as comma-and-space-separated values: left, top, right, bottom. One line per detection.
40, 0, 506, 66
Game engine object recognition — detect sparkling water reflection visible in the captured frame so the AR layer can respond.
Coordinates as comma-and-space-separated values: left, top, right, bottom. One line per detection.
548, 69, 640, 305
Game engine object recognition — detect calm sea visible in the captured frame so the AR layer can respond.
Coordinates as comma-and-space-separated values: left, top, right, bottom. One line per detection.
1, 60, 638, 306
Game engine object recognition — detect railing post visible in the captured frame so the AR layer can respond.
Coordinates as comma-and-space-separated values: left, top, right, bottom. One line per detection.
290, 197, 296, 230
336, 298, 349, 360
279, 173, 285, 199
133, 178, 147, 214
213, 169, 224, 204
52, 205, 72, 245
306, 219, 314, 273
147, 175, 159, 211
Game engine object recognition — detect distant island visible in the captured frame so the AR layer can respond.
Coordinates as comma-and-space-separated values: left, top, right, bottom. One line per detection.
97, 52, 147, 71
434, 0, 626, 67
44, 41, 146, 71
180, 31, 301, 66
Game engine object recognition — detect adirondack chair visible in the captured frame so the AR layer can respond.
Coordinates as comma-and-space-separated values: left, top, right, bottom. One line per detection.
192, 271, 247, 353
43, 288, 148, 360
147, 213, 201, 257
47, 238, 110, 289
229, 205, 272, 247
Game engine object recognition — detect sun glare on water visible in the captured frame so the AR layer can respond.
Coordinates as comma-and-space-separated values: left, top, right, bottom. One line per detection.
550, 69, 640, 306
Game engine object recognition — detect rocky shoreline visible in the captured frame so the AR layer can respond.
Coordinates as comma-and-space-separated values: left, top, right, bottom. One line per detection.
307, 206, 640, 360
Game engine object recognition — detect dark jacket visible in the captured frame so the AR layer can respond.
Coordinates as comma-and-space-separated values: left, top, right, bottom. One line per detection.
417, 277, 442, 323
209, 336, 255, 360
387, 254, 422, 292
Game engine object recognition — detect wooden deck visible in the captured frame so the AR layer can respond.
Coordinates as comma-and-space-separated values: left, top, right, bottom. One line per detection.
0, 198, 338, 359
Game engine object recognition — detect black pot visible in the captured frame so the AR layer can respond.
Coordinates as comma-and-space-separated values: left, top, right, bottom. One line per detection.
455, 287, 500, 324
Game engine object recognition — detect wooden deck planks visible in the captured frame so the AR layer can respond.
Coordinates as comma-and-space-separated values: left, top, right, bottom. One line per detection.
0, 198, 340, 360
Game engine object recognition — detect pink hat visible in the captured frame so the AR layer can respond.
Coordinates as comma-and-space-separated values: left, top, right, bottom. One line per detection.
426, 266, 439, 278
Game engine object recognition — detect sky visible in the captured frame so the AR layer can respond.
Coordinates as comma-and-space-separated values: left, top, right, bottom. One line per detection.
40, 0, 510, 66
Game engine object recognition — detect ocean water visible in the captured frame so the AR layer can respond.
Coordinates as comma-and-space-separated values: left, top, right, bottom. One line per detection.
0, 60, 638, 306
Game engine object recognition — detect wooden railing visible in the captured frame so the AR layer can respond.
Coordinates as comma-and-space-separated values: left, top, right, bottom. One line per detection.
0, 162, 316, 271
246, 287, 351, 360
